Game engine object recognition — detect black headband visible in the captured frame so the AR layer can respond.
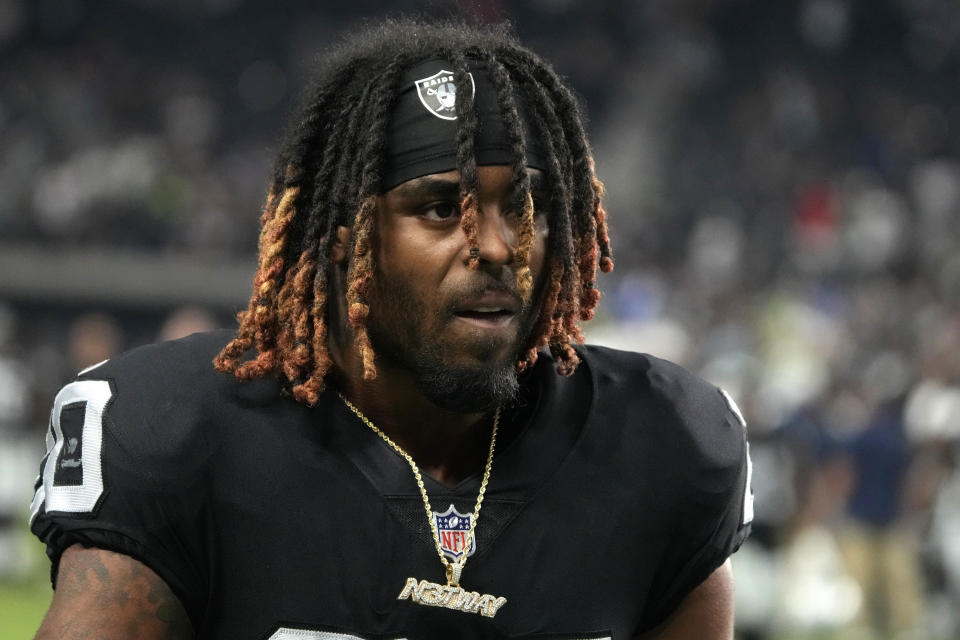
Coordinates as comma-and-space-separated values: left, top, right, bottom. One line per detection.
382, 58, 548, 191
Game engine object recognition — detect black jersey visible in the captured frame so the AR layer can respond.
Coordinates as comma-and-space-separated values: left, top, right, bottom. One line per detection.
30, 330, 752, 639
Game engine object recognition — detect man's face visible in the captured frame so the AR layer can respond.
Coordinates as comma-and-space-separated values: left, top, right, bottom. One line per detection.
364, 165, 549, 412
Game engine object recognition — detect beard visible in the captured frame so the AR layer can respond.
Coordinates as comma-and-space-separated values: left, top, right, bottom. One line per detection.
364, 268, 539, 413
400, 342, 521, 413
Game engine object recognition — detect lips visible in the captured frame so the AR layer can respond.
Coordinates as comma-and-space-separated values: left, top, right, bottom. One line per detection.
452, 291, 521, 327
456, 309, 514, 321
454, 292, 520, 314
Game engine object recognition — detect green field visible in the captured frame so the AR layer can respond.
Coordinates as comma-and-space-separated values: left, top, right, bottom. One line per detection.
0, 528, 52, 637
0, 570, 52, 639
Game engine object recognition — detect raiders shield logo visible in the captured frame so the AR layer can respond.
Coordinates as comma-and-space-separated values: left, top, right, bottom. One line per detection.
414, 69, 476, 121
433, 504, 476, 561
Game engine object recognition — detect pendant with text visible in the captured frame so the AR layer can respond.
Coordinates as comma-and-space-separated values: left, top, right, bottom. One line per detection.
397, 577, 507, 618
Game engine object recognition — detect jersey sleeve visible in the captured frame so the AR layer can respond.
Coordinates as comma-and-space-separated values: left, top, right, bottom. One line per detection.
635, 356, 754, 630
28, 333, 225, 627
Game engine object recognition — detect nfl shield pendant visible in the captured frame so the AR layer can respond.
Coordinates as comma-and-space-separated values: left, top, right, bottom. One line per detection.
434, 504, 475, 562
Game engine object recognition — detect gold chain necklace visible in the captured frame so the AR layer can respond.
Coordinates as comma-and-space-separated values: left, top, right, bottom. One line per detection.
337, 392, 508, 618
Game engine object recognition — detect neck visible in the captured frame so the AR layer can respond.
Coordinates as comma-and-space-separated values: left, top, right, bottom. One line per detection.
331, 343, 497, 489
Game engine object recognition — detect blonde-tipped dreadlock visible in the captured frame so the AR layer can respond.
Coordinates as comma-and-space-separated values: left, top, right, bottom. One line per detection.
345, 196, 377, 380
215, 19, 613, 405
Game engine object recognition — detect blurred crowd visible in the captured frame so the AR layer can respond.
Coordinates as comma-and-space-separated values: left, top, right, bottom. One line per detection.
1, 1, 959, 638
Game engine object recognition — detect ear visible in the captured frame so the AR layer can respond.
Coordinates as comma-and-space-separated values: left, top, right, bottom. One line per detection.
330, 225, 351, 264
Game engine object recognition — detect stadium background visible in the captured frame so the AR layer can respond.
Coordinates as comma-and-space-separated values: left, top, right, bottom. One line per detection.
1, 0, 959, 637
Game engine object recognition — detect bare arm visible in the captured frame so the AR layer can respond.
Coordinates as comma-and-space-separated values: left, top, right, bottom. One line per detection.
637, 560, 734, 640
35, 544, 194, 640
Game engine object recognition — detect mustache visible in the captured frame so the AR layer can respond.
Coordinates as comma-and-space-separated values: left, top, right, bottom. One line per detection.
441, 277, 526, 315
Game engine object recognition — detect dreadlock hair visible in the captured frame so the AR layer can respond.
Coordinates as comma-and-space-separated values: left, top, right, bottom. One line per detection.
214, 18, 614, 405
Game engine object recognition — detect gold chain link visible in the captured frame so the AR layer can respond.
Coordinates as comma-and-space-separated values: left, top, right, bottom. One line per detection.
337, 392, 499, 587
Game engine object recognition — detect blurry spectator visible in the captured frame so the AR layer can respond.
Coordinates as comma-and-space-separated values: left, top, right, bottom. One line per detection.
157, 305, 218, 342
836, 395, 925, 639
0, 304, 34, 581
67, 312, 123, 373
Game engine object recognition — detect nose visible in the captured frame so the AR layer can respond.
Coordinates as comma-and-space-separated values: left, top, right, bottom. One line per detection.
471, 199, 516, 268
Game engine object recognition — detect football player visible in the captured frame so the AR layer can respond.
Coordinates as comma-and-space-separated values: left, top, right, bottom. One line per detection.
30, 19, 752, 639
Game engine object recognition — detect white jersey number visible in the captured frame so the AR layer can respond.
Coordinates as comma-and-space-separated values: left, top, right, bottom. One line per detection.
30, 379, 113, 524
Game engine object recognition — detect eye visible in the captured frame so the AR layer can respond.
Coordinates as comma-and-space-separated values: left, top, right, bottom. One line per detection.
421, 201, 460, 221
